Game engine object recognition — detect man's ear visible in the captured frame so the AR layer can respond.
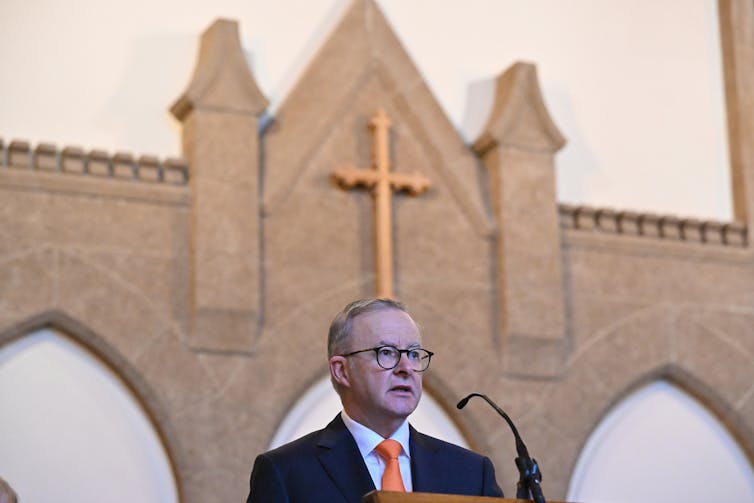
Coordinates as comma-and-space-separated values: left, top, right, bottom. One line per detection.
329, 356, 350, 388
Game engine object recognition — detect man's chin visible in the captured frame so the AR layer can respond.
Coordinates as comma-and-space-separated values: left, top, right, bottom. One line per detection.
385, 399, 420, 418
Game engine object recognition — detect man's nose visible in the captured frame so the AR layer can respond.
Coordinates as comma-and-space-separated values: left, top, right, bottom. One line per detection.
393, 352, 413, 372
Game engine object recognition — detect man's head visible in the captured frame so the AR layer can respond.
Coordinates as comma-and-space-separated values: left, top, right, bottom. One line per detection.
328, 298, 429, 438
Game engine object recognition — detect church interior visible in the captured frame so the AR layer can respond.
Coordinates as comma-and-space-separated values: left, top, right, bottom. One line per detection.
1, 1, 753, 501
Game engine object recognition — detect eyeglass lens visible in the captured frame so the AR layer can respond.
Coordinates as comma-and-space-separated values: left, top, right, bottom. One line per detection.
376, 347, 431, 371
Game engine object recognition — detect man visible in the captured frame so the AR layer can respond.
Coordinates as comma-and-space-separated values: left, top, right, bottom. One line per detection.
247, 298, 503, 502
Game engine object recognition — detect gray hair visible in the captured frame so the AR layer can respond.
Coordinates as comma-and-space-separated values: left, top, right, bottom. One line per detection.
327, 298, 409, 358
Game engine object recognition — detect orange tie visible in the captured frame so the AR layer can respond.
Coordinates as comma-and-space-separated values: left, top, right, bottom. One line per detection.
375, 439, 406, 492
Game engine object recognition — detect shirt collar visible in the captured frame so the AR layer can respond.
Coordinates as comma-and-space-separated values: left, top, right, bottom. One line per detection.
341, 410, 411, 459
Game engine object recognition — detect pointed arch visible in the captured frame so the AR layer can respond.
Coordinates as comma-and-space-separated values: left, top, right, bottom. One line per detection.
0, 309, 185, 502
554, 361, 754, 501
267, 370, 470, 452
567, 377, 754, 502
533, 302, 754, 496
596, 363, 754, 466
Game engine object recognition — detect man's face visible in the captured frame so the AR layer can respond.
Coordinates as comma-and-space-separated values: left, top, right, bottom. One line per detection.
334, 308, 423, 436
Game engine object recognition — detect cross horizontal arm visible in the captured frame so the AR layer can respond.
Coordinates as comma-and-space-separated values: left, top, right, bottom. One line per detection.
332, 165, 380, 188
387, 172, 431, 195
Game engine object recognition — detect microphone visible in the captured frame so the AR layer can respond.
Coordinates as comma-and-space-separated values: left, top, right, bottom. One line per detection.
457, 393, 545, 503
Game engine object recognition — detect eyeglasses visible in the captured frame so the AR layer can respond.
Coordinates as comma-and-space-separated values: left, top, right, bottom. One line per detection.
341, 345, 434, 372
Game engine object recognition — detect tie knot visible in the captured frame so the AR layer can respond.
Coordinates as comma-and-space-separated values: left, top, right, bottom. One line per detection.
375, 439, 402, 460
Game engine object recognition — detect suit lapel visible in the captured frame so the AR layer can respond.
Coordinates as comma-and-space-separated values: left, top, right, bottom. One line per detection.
409, 425, 444, 493
316, 415, 376, 502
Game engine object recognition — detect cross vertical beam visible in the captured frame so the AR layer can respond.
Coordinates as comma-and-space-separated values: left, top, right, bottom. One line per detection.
332, 108, 431, 298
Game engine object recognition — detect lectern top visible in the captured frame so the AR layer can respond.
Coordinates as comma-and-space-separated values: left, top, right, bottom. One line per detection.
363, 490, 572, 503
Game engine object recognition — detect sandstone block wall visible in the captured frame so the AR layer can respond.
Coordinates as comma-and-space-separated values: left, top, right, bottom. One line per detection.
1, 1, 753, 501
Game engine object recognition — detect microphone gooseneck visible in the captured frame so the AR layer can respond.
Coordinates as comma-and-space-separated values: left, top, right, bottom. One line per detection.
457, 392, 545, 503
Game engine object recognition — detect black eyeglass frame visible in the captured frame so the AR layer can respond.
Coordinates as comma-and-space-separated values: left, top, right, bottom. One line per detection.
340, 345, 434, 372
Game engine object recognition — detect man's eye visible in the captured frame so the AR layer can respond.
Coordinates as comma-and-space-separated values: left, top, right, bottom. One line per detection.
379, 347, 396, 357
407, 350, 420, 360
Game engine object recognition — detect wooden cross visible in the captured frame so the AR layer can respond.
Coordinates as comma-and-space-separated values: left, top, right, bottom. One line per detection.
332, 108, 431, 299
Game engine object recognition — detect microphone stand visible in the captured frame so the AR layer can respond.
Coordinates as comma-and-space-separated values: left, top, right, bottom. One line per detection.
457, 393, 545, 503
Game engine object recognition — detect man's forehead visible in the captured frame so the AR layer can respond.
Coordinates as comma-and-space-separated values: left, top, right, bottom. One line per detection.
351, 308, 421, 342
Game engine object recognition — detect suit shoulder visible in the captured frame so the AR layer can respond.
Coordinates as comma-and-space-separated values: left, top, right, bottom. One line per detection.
258, 428, 323, 463
411, 430, 490, 462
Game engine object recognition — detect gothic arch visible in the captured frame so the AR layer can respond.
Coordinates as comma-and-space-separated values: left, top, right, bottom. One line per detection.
0, 310, 186, 502
258, 356, 482, 446
566, 374, 754, 502
608, 364, 754, 465
532, 304, 754, 496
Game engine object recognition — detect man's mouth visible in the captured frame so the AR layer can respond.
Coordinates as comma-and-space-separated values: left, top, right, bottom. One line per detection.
389, 385, 412, 394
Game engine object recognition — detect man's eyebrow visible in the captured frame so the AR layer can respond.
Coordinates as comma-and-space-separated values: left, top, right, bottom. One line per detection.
378, 340, 422, 349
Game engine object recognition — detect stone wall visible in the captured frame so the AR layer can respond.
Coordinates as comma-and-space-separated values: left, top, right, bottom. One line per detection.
0, 1, 753, 501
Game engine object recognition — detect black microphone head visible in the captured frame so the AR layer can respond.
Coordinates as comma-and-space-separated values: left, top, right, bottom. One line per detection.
456, 395, 472, 409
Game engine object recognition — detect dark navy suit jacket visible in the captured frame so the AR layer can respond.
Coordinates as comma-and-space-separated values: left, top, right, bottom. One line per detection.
247, 414, 504, 502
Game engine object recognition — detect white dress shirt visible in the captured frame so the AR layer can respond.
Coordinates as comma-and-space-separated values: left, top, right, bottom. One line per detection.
341, 410, 413, 491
